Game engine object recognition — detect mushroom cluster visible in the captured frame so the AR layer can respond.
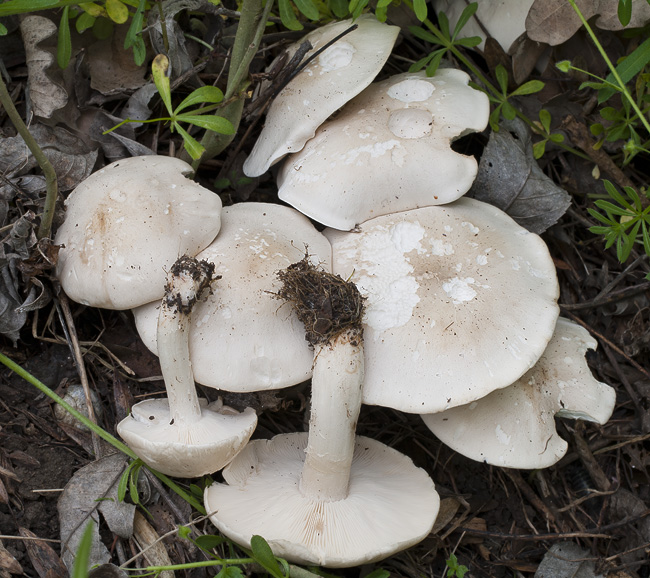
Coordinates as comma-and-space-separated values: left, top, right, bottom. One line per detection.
53, 14, 616, 571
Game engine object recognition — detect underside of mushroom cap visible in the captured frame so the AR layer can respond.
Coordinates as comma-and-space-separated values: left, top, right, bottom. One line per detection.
325, 197, 560, 413
243, 15, 400, 177
55, 156, 222, 309
422, 317, 616, 469
117, 398, 257, 478
204, 433, 439, 567
278, 68, 489, 230
133, 203, 332, 392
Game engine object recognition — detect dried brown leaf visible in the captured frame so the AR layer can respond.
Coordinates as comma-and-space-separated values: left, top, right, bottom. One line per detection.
18, 528, 67, 578
526, 0, 650, 46
19, 16, 68, 118
469, 117, 570, 234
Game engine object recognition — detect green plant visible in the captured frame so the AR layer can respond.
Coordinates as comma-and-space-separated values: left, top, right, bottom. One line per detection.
486, 64, 545, 133
532, 109, 566, 159
588, 180, 650, 277
445, 553, 468, 578
409, 3, 482, 77
105, 54, 235, 160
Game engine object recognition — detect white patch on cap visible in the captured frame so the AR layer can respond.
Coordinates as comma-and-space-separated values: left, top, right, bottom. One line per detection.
442, 277, 477, 303
387, 78, 435, 103
388, 108, 433, 139
318, 41, 356, 73
339, 221, 425, 334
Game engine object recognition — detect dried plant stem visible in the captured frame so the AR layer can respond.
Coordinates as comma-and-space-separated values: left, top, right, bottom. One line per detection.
0, 73, 58, 240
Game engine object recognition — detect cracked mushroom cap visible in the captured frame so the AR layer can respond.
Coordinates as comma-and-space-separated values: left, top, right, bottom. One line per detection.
243, 15, 399, 177
133, 202, 332, 392
118, 398, 257, 478
324, 197, 560, 413
430, 0, 535, 53
54, 156, 222, 309
421, 317, 616, 469
204, 433, 439, 567
278, 68, 489, 230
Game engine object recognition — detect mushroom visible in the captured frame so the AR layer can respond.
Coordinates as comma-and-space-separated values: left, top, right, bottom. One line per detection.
421, 317, 616, 469
132, 202, 332, 392
431, 0, 535, 53
117, 256, 257, 478
324, 197, 560, 413
277, 68, 489, 230
204, 258, 439, 567
243, 15, 400, 177
55, 156, 222, 309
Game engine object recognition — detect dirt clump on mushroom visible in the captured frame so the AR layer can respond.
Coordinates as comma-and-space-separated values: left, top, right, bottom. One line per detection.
275, 254, 365, 347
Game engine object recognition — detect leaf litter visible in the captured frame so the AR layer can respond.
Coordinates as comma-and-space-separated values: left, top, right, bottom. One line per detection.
1, 1, 650, 577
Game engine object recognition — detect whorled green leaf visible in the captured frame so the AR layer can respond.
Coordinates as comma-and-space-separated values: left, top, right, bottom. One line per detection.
175, 86, 224, 114
409, 25, 439, 44
539, 108, 551, 133
437, 8, 450, 39
174, 123, 205, 160
618, 0, 632, 26
279, 0, 303, 30
495, 64, 508, 94
489, 104, 502, 132
76, 12, 96, 33
176, 114, 235, 134
413, 0, 428, 22
454, 36, 482, 48
349, 0, 369, 19
92, 16, 113, 39
0, 22, 7, 35
152, 54, 173, 116
80, 2, 105, 17
106, 0, 129, 24
502, 101, 517, 120
57, 5, 72, 69
532, 139, 547, 159
511, 79, 545, 96
328, 0, 348, 18
293, 0, 319, 21
124, 0, 145, 49
452, 2, 478, 40
425, 50, 444, 77
594, 199, 634, 217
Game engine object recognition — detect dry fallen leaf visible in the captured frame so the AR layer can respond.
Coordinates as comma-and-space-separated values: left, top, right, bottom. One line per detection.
19, 16, 69, 118
18, 528, 67, 578
469, 117, 571, 234
526, 0, 650, 46
57, 453, 136, 570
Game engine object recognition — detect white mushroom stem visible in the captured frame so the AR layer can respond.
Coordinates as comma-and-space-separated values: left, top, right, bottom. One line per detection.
300, 328, 364, 501
157, 257, 214, 432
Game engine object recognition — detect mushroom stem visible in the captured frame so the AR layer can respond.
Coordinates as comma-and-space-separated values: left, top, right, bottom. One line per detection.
300, 327, 364, 501
157, 256, 215, 428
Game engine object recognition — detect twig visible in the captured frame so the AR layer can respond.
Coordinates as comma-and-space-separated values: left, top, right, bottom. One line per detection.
57, 294, 102, 459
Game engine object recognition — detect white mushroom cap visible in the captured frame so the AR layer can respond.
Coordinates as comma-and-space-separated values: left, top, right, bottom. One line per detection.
324, 197, 560, 413
118, 399, 257, 478
133, 203, 332, 392
421, 317, 616, 469
243, 15, 400, 177
431, 0, 535, 53
204, 433, 439, 567
278, 68, 489, 230
54, 156, 222, 309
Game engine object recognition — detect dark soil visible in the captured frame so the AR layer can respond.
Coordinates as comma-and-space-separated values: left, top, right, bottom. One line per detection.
1, 4, 650, 578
